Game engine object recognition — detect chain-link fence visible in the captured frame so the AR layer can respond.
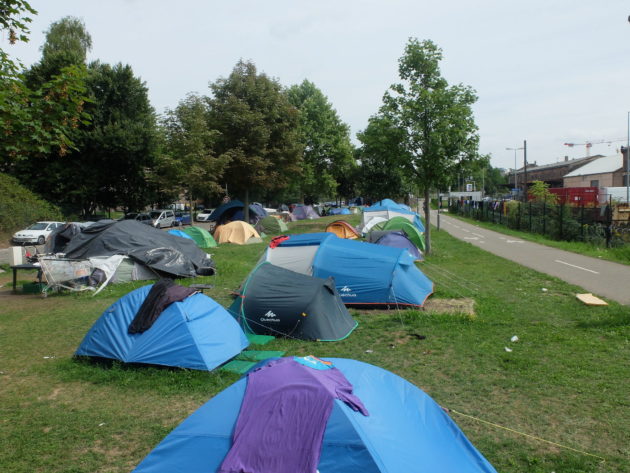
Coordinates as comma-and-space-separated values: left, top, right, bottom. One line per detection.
448, 197, 630, 248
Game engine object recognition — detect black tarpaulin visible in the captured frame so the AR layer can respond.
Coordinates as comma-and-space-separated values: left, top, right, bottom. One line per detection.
61, 220, 215, 277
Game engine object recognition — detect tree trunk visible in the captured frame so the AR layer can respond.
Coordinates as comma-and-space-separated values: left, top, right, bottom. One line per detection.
243, 188, 250, 224
424, 187, 431, 254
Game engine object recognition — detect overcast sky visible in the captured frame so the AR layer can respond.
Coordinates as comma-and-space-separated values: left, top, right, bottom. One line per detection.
6, 0, 630, 171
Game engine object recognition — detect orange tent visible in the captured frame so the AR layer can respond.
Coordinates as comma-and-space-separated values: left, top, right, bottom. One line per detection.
325, 220, 360, 239
214, 221, 261, 245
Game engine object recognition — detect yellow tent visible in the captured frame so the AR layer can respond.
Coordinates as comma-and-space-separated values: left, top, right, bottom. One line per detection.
214, 221, 261, 245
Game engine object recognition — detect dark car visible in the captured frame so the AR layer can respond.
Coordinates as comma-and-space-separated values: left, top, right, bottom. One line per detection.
174, 211, 192, 226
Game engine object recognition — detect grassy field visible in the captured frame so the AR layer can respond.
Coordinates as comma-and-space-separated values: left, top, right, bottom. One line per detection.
1, 215, 629, 473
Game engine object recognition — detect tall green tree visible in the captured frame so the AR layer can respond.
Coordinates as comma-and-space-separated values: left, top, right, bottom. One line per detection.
26, 16, 92, 86
1, 7, 89, 168
159, 93, 228, 210
287, 79, 355, 202
18, 60, 158, 215
383, 38, 482, 253
356, 113, 413, 202
73, 61, 158, 215
207, 60, 302, 220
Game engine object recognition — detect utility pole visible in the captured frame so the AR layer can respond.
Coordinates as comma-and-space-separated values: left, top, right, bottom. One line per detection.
523, 140, 528, 201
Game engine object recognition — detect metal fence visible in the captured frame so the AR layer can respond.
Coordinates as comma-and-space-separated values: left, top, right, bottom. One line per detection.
448, 198, 630, 248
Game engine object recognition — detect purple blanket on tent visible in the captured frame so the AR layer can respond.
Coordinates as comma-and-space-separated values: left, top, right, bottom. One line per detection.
219, 356, 368, 473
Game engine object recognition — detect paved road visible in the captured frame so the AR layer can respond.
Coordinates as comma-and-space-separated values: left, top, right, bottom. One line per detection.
431, 210, 630, 306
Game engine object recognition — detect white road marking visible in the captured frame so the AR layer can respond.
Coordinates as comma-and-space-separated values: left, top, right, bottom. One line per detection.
499, 236, 506, 240
472, 233, 484, 238
461, 228, 471, 233
554, 260, 599, 274
506, 240, 524, 243
464, 237, 479, 240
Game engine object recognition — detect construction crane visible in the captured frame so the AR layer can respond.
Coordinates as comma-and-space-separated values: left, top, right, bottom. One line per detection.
563, 138, 626, 157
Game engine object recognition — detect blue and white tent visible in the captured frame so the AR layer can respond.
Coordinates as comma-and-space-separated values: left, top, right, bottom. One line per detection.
263, 233, 433, 307
132, 358, 498, 473
362, 198, 425, 232
76, 285, 249, 370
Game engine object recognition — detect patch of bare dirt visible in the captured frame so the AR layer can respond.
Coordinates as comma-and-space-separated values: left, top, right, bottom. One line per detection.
423, 298, 475, 317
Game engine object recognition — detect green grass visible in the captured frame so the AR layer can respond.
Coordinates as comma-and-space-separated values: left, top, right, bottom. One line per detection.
446, 212, 630, 265
1, 214, 629, 472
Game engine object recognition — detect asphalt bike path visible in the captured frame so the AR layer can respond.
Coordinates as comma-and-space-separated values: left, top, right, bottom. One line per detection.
431, 210, 630, 306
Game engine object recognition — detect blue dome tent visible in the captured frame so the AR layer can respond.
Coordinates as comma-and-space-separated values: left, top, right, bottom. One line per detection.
263, 233, 433, 307
132, 358, 498, 473
76, 285, 249, 370
328, 207, 351, 215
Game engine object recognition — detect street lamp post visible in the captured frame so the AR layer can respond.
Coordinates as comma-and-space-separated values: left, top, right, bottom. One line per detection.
626, 111, 629, 204
506, 147, 524, 196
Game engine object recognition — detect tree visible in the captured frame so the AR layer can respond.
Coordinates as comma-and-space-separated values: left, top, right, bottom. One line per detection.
287, 79, 355, 202
1, 8, 89, 168
159, 93, 229, 211
356, 113, 413, 202
26, 16, 92, 86
0, 0, 36, 73
207, 60, 302, 220
383, 38, 482, 253
17, 61, 158, 215
528, 180, 558, 204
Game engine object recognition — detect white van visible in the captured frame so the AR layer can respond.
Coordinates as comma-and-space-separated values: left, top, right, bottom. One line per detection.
149, 209, 175, 228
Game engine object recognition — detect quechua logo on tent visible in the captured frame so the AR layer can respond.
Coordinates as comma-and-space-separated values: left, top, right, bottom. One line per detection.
339, 286, 356, 297
260, 310, 280, 322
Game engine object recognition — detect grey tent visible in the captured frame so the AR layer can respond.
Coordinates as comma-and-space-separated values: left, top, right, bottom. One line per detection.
61, 220, 215, 278
228, 262, 357, 341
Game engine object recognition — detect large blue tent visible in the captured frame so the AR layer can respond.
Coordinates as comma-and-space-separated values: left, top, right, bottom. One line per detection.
132, 358, 497, 473
76, 284, 249, 370
263, 233, 433, 307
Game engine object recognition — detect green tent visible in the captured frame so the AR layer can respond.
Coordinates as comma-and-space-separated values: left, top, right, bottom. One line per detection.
259, 216, 288, 235
380, 216, 425, 251
183, 226, 217, 248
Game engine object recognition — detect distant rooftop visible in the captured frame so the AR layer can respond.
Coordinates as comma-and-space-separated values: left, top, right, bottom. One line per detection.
563, 153, 623, 177
519, 155, 600, 172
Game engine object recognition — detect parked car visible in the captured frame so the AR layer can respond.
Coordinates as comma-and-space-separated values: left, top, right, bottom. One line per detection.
135, 213, 153, 225
173, 211, 192, 226
12, 221, 65, 245
196, 209, 214, 222
149, 209, 175, 228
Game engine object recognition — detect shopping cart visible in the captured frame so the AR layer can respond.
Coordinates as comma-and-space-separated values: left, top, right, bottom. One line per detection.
37, 256, 94, 296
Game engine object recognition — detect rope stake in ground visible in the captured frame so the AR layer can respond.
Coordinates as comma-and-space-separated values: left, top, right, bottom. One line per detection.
444, 407, 606, 462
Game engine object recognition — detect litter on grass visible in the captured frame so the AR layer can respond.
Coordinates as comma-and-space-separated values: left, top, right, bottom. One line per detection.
511, 335, 519, 343
576, 293, 608, 306
504, 347, 512, 353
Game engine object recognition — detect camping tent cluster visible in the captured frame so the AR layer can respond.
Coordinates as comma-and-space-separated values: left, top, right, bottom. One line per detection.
261, 232, 433, 308
63, 197, 496, 473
